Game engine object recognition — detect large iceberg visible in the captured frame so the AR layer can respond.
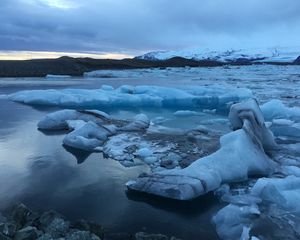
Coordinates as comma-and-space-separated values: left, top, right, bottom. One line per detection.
126, 99, 276, 200
8, 85, 252, 111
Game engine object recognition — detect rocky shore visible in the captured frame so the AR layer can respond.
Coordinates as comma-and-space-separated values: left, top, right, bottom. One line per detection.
0, 204, 181, 240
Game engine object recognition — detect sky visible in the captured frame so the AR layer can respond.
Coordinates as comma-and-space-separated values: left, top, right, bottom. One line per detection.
0, 0, 300, 59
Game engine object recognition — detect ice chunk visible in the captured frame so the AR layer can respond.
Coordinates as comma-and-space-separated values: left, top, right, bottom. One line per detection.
281, 166, 300, 177
63, 121, 110, 151
269, 124, 300, 138
37, 109, 110, 130
173, 110, 204, 117
272, 119, 294, 126
127, 99, 276, 200
38, 110, 79, 130
251, 237, 260, 240
136, 148, 153, 158
251, 176, 300, 214
101, 85, 114, 91
261, 99, 300, 121
66, 120, 86, 130
229, 99, 277, 150
45, 74, 71, 79
120, 114, 150, 131
9, 85, 252, 111
212, 204, 260, 240
103, 133, 141, 165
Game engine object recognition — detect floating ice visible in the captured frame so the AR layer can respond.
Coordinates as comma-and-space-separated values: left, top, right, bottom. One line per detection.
173, 110, 204, 117
127, 99, 276, 200
119, 114, 150, 131
261, 99, 300, 121
212, 204, 260, 240
251, 176, 300, 214
8, 85, 253, 111
229, 99, 276, 150
272, 119, 294, 126
38, 110, 146, 152
136, 148, 153, 158
45, 74, 71, 79
37, 109, 111, 130
63, 121, 111, 151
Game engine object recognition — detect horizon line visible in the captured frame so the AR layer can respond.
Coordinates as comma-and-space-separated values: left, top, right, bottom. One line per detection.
0, 51, 135, 60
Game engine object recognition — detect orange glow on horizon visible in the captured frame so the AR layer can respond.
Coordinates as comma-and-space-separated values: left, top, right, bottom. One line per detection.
0, 51, 133, 60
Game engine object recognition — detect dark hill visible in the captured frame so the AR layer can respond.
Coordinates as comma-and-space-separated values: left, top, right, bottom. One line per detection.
0, 56, 299, 77
0, 57, 225, 77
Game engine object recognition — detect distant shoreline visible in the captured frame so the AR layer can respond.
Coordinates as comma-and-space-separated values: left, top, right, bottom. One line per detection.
0, 56, 299, 78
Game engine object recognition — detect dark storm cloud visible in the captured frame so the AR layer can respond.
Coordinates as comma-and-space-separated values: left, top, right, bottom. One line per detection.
0, 0, 300, 54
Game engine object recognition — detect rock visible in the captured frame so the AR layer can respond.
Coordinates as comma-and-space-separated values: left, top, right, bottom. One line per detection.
0, 232, 11, 240
0, 223, 17, 238
36, 233, 53, 240
44, 218, 69, 238
39, 211, 69, 238
72, 219, 104, 238
135, 232, 168, 240
65, 230, 100, 240
10, 204, 32, 228
14, 226, 40, 240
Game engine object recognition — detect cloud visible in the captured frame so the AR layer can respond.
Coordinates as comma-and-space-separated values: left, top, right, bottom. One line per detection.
0, 0, 300, 55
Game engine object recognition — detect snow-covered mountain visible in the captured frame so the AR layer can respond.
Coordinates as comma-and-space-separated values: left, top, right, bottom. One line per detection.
137, 47, 300, 63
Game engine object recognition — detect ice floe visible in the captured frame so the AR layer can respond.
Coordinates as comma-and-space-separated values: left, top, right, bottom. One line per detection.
37, 109, 111, 130
251, 176, 300, 214
261, 99, 300, 121
8, 85, 253, 111
212, 203, 260, 240
45, 74, 71, 79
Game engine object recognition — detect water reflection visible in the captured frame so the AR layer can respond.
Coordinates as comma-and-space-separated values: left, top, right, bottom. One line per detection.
63, 145, 92, 164
0, 96, 220, 239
